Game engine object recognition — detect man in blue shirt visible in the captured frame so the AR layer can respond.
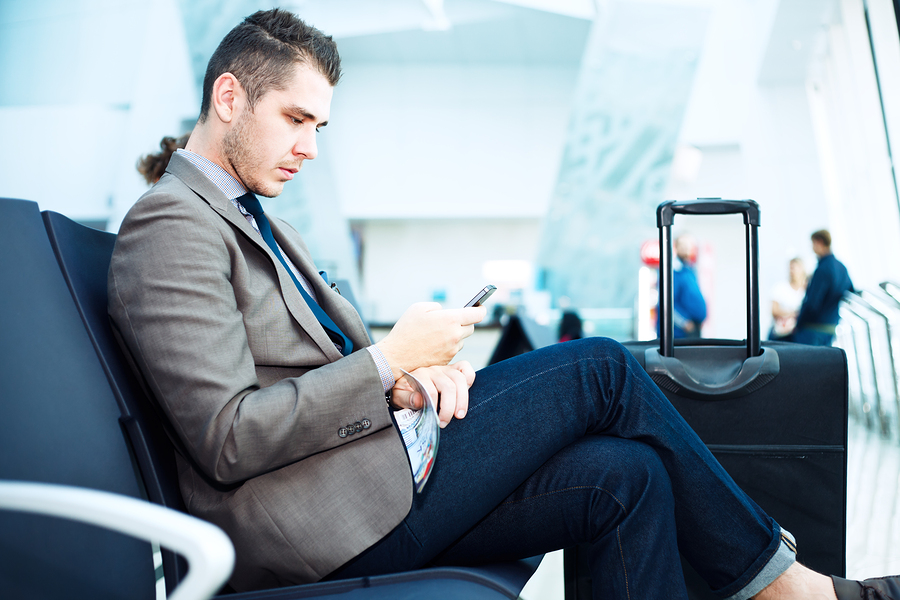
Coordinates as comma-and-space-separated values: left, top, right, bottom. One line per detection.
672, 234, 707, 338
791, 230, 854, 346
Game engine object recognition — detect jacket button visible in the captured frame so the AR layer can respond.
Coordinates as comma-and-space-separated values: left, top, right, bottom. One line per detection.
338, 427, 348, 438
346, 423, 356, 436
361, 419, 371, 430
353, 421, 363, 433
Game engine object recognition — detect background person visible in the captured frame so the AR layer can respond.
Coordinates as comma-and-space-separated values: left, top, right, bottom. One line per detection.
790, 229, 854, 346
769, 257, 807, 341
558, 309, 584, 342
659, 233, 707, 338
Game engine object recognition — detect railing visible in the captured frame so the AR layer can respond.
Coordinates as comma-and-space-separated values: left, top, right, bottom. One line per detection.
835, 282, 900, 441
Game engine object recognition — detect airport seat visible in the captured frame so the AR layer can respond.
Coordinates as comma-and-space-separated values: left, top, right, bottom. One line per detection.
0, 197, 543, 600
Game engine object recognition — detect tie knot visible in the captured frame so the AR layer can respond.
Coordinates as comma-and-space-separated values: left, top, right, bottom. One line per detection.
237, 192, 264, 219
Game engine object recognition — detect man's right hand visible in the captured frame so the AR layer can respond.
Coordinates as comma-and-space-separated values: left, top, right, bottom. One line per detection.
375, 302, 486, 381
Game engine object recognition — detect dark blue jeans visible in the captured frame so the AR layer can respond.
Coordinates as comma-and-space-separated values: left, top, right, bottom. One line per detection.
332, 338, 785, 599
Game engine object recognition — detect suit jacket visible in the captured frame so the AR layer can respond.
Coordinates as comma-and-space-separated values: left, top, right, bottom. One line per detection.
108, 153, 413, 590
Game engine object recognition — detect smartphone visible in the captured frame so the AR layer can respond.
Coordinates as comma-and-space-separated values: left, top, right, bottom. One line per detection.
464, 284, 497, 308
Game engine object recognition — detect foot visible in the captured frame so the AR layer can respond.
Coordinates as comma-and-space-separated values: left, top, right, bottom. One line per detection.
832, 575, 900, 600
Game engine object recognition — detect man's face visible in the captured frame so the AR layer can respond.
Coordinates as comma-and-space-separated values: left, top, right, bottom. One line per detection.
812, 239, 828, 257
222, 64, 333, 198
675, 236, 697, 264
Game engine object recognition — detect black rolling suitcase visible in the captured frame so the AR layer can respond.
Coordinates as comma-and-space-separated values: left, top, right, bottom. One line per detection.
565, 199, 848, 600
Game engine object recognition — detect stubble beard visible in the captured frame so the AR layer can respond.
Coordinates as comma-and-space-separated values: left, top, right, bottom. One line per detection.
221, 111, 283, 198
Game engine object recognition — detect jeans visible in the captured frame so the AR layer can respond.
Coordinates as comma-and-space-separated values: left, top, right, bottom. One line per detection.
331, 338, 792, 599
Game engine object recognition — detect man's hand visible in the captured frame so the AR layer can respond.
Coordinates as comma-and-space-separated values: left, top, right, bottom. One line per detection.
390, 362, 477, 428
375, 302, 486, 380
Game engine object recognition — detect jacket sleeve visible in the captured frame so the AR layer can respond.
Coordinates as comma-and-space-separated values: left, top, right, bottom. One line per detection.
108, 189, 394, 485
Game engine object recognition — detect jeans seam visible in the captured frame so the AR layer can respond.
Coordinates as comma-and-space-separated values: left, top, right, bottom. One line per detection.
501, 484, 632, 598
499, 484, 627, 515
470, 355, 631, 414
617, 526, 631, 600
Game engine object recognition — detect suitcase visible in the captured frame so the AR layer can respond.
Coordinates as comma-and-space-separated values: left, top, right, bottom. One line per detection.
566, 199, 848, 600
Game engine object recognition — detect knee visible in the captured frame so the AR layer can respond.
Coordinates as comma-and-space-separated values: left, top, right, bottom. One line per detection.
565, 336, 632, 363
604, 440, 674, 510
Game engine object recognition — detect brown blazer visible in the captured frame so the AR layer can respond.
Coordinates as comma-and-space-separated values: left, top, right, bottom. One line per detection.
108, 153, 412, 590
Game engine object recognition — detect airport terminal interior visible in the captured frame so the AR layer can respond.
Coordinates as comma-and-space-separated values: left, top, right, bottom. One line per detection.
3, 0, 900, 598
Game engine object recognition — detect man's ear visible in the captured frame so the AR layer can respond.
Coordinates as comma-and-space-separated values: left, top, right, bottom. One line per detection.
211, 73, 242, 124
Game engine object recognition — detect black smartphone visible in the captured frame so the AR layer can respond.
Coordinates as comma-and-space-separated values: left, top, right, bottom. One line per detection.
464, 284, 497, 307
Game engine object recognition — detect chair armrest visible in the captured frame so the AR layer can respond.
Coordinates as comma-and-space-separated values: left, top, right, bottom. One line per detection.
0, 480, 234, 600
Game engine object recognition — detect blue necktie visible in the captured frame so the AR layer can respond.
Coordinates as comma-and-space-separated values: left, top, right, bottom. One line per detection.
237, 192, 353, 356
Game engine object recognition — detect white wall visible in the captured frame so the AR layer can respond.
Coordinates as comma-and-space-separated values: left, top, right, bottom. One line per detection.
0, 0, 197, 227
806, 0, 900, 291
329, 63, 579, 219
331, 62, 580, 319
354, 218, 542, 322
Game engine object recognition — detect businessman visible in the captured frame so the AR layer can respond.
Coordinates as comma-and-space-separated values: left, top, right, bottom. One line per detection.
791, 229, 854, 346
108, 8, 897, 600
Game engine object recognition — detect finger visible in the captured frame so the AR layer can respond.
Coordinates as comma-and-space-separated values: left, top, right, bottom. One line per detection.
451, 370, 469, 420
429, 371, 459, 428
412, 301, 443, 314
419, 376, 439, 413
390, 380, 423, 411
453, 360, 476, 386
438, 368, 471, 423
444, 306, 487, 326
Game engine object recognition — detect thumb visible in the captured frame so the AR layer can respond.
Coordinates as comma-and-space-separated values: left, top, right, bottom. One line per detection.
391, 388, 423, 411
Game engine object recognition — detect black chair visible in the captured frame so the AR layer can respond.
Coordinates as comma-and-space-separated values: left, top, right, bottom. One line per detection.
1, 197, 542, 599
0, 198, 157, 599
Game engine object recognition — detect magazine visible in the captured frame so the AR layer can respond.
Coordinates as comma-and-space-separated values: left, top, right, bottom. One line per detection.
393, 369, 440, 493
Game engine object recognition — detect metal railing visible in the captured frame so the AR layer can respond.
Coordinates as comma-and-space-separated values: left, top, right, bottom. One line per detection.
836, 283, 900, 441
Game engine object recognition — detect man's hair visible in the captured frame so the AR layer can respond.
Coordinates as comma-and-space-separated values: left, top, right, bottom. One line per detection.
198, 8, 341, 123
136, 132, 190, 185
811, 229, 832, 248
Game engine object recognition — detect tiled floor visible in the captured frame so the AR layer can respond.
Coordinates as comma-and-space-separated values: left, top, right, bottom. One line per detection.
520, 417, 900, 599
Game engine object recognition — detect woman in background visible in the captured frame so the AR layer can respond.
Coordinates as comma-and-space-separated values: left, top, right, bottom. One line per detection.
770, 257, 807, 340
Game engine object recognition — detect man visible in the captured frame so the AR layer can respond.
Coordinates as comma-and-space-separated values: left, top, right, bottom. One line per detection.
791, 230, 854, 346
672, 233, 707, 338
108, 9, 897, 599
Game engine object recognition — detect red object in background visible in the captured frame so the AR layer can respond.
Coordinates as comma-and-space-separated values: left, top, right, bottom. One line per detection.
640, 239, 659, 267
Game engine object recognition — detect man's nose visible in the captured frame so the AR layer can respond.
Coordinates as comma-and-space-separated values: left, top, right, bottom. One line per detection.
294, 129, 317, 160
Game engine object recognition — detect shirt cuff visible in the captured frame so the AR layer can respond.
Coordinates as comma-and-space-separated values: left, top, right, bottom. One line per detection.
365, 345, 395, 392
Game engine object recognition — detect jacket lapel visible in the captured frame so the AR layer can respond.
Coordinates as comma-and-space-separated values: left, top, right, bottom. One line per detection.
166, 154, 347, 360
269, 218, 372, 351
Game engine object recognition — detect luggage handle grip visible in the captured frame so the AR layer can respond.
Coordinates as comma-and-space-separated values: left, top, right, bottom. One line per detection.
657, 199, 761, 360
657, 199, 761, 228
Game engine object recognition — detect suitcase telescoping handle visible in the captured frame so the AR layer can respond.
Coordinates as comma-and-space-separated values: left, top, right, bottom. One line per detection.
657, 199, 761, 359
647, 199, 779, 401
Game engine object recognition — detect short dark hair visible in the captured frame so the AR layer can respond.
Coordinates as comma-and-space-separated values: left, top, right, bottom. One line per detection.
198, 8, 342, 123
811, 229, 831, 248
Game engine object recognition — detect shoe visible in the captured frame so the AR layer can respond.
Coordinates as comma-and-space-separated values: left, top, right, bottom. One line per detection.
832, 575, 900, 599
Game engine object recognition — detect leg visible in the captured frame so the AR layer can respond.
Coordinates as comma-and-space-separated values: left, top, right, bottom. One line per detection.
435, 436, 688, 600
331, 338, 787, 598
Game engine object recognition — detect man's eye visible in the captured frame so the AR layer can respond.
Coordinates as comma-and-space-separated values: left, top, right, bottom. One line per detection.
315, 127, 321, 133
291, 117, 302, 125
